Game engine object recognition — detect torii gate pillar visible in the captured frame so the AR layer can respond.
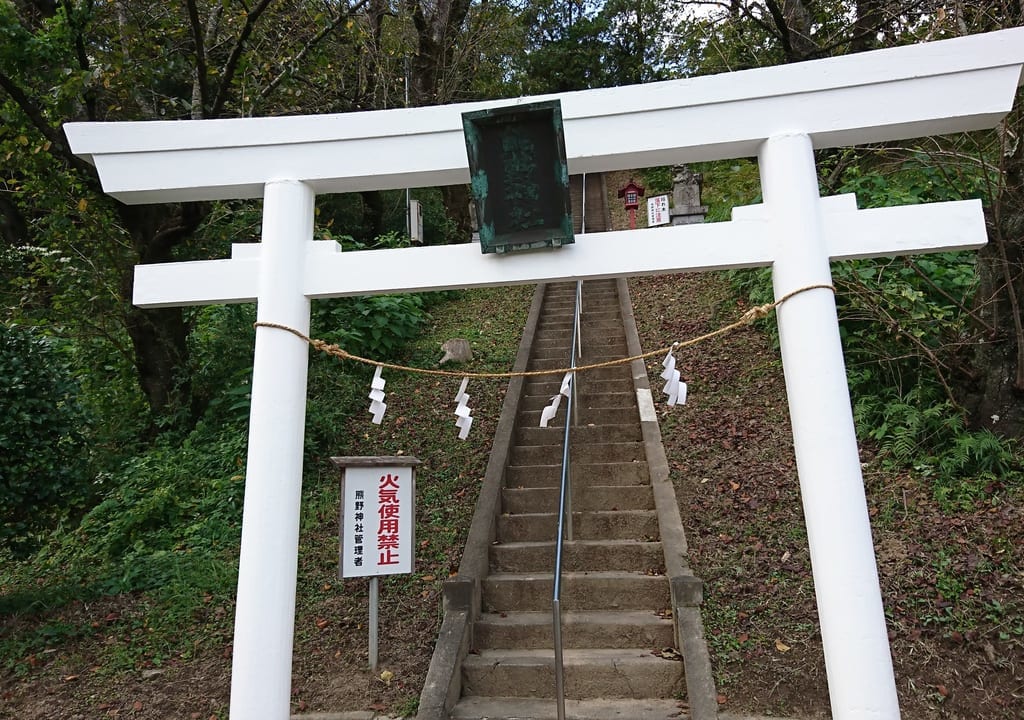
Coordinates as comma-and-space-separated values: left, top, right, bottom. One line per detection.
763, 133, 899, 714
230, 179, 314, 718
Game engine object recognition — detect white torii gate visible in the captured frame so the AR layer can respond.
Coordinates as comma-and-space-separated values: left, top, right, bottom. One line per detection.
66, 28, 1024, 720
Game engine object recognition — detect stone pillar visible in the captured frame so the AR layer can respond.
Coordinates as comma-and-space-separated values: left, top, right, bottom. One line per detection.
669, 165, 708, 225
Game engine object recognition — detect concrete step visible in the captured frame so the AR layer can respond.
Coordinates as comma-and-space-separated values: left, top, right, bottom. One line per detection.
580, 310, 621, 323
576, 352, 631, 363
451, 696, 686, 720
498, 510, 659, 542
579, 327, 623, 337
584, 369, 635, 385
576, 379, 635, 396
502, 485, 653, 514
517, 392, 637, 412
522, 378, 635, 398
461, 648, 684, 699
533, 329, 573, 341
567, 335, 628, 350
532, 345, 579, 359
525, 361, 631, 381
578, 393, 637, 410
580, 320, 625, 332
532, 337, 575, 350
525, 377, 633, 394
475, 610, 675, 649
490, 539, 663, 573
510, 442, 644, 466
537, 321, 576, 331
504, 462, 649, 488
515, 424, 642, 446
517, 406, 639, 427
483, 572, 670, 612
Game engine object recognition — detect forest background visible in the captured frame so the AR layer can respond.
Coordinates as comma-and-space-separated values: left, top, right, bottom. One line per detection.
1, 0, 1022, 717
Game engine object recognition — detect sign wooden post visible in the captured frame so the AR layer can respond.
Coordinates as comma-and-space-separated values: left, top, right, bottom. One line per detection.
64, 28, 1024, 720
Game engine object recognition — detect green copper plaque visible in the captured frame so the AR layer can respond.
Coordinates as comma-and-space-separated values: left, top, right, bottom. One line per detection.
462, 100, 575, 254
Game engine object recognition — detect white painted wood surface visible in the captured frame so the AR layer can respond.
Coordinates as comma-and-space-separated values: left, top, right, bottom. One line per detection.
131, 195, 985, 308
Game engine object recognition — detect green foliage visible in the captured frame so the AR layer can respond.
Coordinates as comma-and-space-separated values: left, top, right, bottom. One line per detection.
0, 420, 246, 673
717, 152, 1022, 508
640, 166, 673, 194
65, 424, 246, 586
312, 294, 429, 361
189, 303, 258, 427
854, 381, 1020, 509
511, 0, 680, 93
695, 160, 762, 223
835, 153, 988, 207
0, 324, 91, 556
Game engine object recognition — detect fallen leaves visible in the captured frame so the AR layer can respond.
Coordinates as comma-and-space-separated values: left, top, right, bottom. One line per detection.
774, 639, 792, 653
653, 647, 683, 661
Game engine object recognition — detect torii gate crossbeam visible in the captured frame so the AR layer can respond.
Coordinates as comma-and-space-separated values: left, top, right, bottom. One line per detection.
65, 27, 1024, 720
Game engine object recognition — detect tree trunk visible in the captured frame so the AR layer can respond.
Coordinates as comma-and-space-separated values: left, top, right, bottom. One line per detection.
849, 0, 885, 53
406, 0, 474, 242
766, 0, 819, 62
360, 190, 386, 239
442, 184, 473, 243
967, 92, 1024, 437
117, 202, 208, 424
0, 193, 28, 248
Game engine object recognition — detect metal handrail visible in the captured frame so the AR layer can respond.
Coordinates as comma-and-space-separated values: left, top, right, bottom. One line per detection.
552, 280, 581, 720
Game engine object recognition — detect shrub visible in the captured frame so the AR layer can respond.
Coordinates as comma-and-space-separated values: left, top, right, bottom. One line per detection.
0, 324, 91, 556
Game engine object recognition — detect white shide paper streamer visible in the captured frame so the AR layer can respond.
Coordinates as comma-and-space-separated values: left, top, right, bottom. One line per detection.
368, 365, 387, 424
661, 346, 687, 406
539, 372, 575, 427
453, 377, 473, 440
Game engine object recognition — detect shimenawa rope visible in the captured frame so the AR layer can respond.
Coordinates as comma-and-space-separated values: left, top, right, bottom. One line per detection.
253, 284, 835, 379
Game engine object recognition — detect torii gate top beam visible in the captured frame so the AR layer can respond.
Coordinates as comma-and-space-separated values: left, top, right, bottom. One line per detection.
65, 28, 1024, 205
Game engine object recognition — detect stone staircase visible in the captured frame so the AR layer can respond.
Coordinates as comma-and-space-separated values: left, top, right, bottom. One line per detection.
446, 279, 688, 719
568, 174, 610, 234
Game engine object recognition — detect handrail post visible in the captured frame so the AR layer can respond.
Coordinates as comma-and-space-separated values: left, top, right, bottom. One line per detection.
553, 279, 582, 720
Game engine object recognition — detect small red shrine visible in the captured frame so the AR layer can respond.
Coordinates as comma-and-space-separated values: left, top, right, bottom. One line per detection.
617, 178, 645, 229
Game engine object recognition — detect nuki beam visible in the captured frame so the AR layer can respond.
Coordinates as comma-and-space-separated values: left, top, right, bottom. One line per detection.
63, 27, 1024, 720
131, 194, 986, 308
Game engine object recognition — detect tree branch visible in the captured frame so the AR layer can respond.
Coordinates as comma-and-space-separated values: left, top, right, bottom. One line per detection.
185, 0, 210, 118
760, 0, 794, 58
253, 0, 372, 110
837, 275, 960, 406
209, 0, 275, 118
0, 70, 97, 181
904, 258, 997, 335
61, 0, 97, 120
